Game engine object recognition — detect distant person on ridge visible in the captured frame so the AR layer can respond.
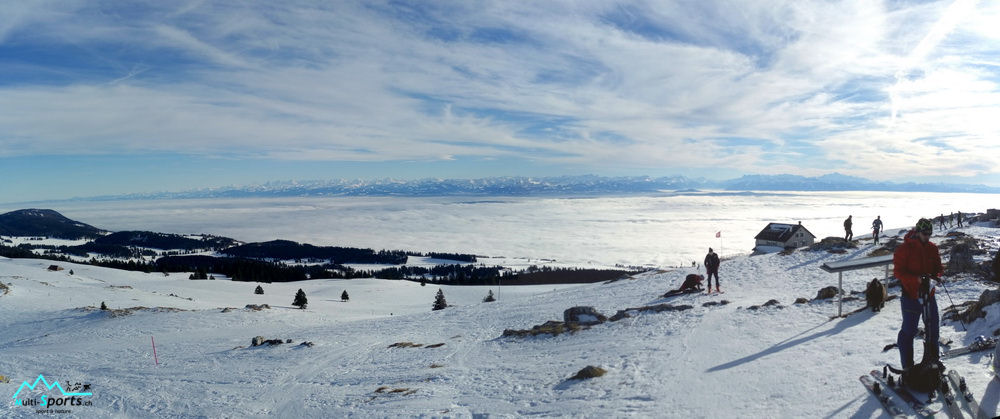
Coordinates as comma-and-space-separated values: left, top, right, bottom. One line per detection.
844, 215, 853, 242
871, 216, 883, 245
894, 218, 943, 370
938, 214, 946, 230
957, 211, 963, 227
704, 248, 721, 293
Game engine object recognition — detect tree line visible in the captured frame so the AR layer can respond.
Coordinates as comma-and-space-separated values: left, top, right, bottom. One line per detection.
0, 243, 640, 285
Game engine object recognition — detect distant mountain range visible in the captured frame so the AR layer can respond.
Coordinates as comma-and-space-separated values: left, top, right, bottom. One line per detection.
81, 173, 1000, 201
718, 173, 1000, 193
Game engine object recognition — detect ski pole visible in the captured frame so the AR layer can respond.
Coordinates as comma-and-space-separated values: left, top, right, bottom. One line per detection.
937, 279, 966, 331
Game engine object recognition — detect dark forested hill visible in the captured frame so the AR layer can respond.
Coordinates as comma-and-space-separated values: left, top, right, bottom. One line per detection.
93, 231, 237, 250
220, 239, 409, 264
0, 209, 106, 239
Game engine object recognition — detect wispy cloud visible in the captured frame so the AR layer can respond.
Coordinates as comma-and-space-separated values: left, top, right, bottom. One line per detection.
0, 0, 998, 197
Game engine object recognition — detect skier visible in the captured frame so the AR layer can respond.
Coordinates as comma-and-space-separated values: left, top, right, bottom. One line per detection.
894, 218, 943, 370
704, 248, 721, 293
871, 216, 883, 245
844, 215, 853, 242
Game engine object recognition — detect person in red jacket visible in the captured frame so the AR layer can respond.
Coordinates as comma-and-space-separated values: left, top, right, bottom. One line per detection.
893, 218, 943, 369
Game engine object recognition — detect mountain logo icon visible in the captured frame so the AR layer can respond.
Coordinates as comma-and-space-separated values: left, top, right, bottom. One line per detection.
11, 374, 92, 401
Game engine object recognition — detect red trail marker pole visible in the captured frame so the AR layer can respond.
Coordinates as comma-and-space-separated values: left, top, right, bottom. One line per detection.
151, 336, 159, 366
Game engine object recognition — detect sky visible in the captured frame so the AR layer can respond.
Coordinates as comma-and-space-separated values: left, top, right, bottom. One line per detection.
2, 0, 1000, 203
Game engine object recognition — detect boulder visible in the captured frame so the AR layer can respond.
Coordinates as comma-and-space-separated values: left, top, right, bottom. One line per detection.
609, 304, 694, 321
945, 241, 978, 275
882, 237, 902, 252
749, 299, 783, 310
251, 336, 265, 347
945, 289, 1000, 325
808, 237, 856, 252
502, 321, 584, 338
993, 251, 1000, 282
563, 306, 607, 325
985, 208, 1000, 222
814, 286, 840, 300
569, 365, 607, 380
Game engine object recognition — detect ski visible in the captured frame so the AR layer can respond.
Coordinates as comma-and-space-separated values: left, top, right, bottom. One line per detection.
937, 371, 965, 419
860, 372, 909, 418
947, 370, 987, 419
662, 288, 703, 298
942, 337, 996, 359
873, 370, 942, 418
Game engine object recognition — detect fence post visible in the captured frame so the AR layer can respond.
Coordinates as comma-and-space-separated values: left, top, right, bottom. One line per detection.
838, 272, 843, 317
151, 336, 159, 366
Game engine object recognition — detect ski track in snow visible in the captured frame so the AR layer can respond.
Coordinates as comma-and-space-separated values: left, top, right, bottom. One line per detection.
0, 225, 998, 418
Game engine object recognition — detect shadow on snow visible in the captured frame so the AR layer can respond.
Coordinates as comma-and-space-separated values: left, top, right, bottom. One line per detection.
706, 310, 874, 373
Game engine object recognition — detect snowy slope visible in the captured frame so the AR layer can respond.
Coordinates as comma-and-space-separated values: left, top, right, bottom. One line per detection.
0, 226, 998, 418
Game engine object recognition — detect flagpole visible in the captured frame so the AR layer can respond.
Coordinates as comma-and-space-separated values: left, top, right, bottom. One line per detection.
716, 231, 723, 257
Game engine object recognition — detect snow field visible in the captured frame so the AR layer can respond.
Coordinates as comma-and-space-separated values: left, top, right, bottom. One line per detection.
0, 225, 997, 417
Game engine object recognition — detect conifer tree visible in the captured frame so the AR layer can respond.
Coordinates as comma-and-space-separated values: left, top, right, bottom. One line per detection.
293, 289, 308, 309
483, 290, 496, 302
341, 290, 349, 301
432, 288, 447, 311
255, 285, 264, 295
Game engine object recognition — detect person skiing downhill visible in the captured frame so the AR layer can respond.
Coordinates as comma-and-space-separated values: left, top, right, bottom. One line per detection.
871, 216, 883, 245
894, 218, 943, 370
844, 215, 853, 241
704, 248, 721, 293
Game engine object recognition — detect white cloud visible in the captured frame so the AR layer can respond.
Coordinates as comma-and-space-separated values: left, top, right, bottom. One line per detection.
0, 0, 998, 185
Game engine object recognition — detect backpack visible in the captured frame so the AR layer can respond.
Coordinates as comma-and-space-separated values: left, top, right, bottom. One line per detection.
900, 360, 945, 393
865, 278, 887, 312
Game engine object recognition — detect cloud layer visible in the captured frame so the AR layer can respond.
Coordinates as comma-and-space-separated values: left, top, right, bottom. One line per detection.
1, 0, 999, 187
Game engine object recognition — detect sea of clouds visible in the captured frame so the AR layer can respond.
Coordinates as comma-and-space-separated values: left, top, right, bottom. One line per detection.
7, 190, 992, 269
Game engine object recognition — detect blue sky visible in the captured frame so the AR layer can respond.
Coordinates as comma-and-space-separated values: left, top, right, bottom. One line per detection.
2, 0, 1000, 202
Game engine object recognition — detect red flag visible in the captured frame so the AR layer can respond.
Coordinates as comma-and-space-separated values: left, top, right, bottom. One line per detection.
716, 231, 721, 238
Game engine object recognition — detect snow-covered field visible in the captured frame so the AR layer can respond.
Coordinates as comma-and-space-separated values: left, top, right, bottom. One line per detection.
1, 224, 998, 417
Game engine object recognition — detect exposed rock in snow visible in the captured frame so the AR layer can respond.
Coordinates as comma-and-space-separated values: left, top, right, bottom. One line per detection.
814, 286, 839, 300
608, 303, 695, 321
807, 237, 856, 252
945, 289, 1000, 325
563, 306, 607, 325
569, 365, 607, 380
